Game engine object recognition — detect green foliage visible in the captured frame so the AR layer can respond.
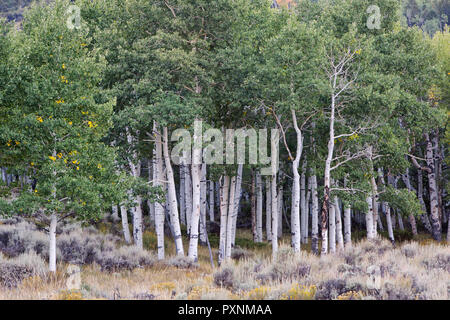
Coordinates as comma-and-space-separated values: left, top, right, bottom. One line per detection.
380, 185, 423, 218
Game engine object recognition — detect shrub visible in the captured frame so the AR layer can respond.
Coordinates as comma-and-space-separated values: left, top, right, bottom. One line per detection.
231, 246, 253, 261
0, 251, 46, 288
280, 284, 317, 300
213, 268, 234, 289
165, 256, 199, 269
96, 245, 155, 272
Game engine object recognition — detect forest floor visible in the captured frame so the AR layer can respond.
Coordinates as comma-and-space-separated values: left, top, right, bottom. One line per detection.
0, 220, 448, 300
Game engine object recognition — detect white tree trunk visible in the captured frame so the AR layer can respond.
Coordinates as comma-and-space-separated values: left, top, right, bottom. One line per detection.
132, 196, 143, 250
218, 176, 230, 264
154, 123, 166, 260
311, 174, 319, 254
366, 196, 375, 240
199, 162, 207, 244
148, 158, 155, 227
385, 203, 394, 243
231, 164, 243, 247
111, 204, 119, 222
290, 109, 303, 251
188, 141, 202, 261
343, 205, 351, 247
304, 179, 310, 244
256, 171, 263, 242
120, 205, 132, 244
397, 212, 405, 231
425, 133, 442, 241
184, 160, 193, 236
277, 185, 283, 238
271, 173, 278, 260
179, 163, 186, 226
49, 214, 57, 272
370, 175, 379, 237
335, 196, 344, 251
225, 175, 236, 260
265, 177, 272, 241
163, 127, 184, 256
299, 161, 306, 246
209, 180, 214, 222
329, 199, 336, 254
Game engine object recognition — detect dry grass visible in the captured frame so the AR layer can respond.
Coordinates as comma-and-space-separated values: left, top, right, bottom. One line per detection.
0, 222, 448, 300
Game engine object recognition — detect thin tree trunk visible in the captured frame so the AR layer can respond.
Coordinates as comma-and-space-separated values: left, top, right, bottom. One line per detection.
299, 161, 306, 246
184, 155, 193, 236
397, 211, 405, 231
329, 198, 336, 254
231, 164, 243, 247
335, 196, 344, 251
111, 205, 119, 222
271, 173, 278, 260
179, 163, 186, 226
366, 196, 375, 240
188, 135, 202, 261
163, 127, 184, 256
49, 214, 57, 272
425, 132, 442, 241
154, 122, 165, 260
199, 162, 207, 244
218, 176, 230, 265
343, 205, 352, 247
209, 180, 214, 222
277, 184, 283, 238
417, 168, 432, 233
291, 109, 303, 251
311, 173, 319, 255
251, 169, 257, 242
370, 175, 379, 237
304, 178, 310, 244
266, 177, 272, 241
148, 158, 155, 228
120, 205, 132, 244
256, 171, 263, 242
225, 176, 236, 260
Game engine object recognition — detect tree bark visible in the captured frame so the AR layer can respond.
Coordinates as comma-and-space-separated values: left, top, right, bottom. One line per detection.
188, 137, 202, 261
329, 198, 336, 254
343, 205, 352, 247
256, 171, 263, 242
163, 127, 184, 256
179, 163, 186, 226
225, 175, 236, 260
311, 173, 319, 255
251, 169, 257, 242
266, 177, 272, 241
417, 168, 432, 233
218, 176, 230, 265
111, 204, 119, 222
49, 214, 57, 272
209, 180, 215, 222
335, 196, 344, 251
299, 161, 307, 246
120, 205, 132, 244
425, 132, 442, 241
154, 122, 166, 260
277, 184, 283, 238
231, 164, 243, 247
366, 196, 375, 240
271, 173, 278, 260
199, 162, 207, 244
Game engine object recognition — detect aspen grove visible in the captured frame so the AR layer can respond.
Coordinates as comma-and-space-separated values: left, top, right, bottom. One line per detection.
0, 0, 448, 300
